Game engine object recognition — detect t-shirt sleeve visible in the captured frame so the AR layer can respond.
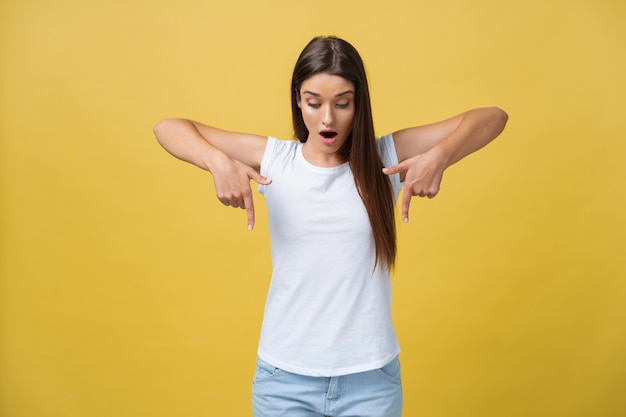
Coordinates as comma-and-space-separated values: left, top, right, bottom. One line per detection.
377, 133, 404, 201
258, 136, 277, 195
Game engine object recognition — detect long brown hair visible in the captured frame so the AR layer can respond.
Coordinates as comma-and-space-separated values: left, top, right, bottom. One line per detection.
291, 36, 397, 269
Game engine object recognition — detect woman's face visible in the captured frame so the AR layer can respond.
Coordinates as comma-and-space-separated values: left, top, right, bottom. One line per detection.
298, 73, 355, 167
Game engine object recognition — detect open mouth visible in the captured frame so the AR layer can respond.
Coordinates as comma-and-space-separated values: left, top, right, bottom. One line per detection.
320, 131, 338, 139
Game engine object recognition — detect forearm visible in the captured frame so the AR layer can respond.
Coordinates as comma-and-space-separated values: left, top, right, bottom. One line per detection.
434, 107, 508, 168
153, 118, 228, 172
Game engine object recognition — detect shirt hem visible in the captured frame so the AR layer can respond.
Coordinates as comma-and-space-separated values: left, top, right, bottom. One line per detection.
257, 347, 401, 377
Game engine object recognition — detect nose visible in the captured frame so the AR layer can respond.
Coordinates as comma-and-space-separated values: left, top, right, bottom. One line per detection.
322, 105, 333, 126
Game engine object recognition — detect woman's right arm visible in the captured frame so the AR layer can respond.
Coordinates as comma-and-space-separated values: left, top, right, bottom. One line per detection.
153, 118, 270, 229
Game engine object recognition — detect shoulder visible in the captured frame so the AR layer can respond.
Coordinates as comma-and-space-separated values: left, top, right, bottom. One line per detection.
265, 137, 300, 158
376, 134, 404, 198
260, 137, 300, 175
376, 134, 399, 167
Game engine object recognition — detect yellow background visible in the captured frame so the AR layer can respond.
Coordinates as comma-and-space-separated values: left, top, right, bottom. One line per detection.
1, 0, 624, 416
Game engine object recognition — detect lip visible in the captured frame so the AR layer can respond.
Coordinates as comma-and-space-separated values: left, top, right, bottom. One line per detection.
319, 130, 338, 145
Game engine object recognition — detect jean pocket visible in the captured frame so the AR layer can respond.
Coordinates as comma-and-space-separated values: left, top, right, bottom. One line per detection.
253, 358, 282, 383
375, 357, 401, 384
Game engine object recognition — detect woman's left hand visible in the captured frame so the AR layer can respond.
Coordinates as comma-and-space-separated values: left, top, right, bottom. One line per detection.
383, 147, 447, 223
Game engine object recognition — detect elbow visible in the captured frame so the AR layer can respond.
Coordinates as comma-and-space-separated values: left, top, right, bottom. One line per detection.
153, 118, 170, 141
486, 107, 508, 136
153, 118, 180, 147
497, 107, 509, 125
493, 106, 508, 127
485, 106, 508, 122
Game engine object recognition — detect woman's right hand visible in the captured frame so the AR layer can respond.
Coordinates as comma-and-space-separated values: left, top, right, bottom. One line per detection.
154, 118, 269, 230
209, 154, 271, 230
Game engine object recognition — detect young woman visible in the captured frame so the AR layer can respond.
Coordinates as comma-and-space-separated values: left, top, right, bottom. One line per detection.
154, 36, 507, 417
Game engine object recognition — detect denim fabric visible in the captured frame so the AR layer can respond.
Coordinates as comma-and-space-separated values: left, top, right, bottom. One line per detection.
252, 357, 402, 417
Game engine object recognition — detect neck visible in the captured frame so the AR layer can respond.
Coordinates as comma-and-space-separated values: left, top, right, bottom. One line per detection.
302, 142, 347, 167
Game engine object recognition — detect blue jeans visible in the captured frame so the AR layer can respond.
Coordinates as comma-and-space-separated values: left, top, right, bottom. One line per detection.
252, 357, 402, 417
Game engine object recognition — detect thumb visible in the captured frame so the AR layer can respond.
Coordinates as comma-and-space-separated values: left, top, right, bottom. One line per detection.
248, 170, 272, 185
382, 163, 405, 176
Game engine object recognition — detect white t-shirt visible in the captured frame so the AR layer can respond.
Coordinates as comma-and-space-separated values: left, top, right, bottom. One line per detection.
257, 134, 403, 377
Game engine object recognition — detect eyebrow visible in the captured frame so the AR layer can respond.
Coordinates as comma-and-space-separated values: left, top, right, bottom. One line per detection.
302, 90, 355, 98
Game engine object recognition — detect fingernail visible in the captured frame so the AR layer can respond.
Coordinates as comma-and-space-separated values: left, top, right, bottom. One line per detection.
248, 224, 253, 231
403, 218, 409, 223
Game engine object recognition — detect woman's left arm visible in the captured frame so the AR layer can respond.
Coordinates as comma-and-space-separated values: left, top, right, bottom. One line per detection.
383, 107, 508, 223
